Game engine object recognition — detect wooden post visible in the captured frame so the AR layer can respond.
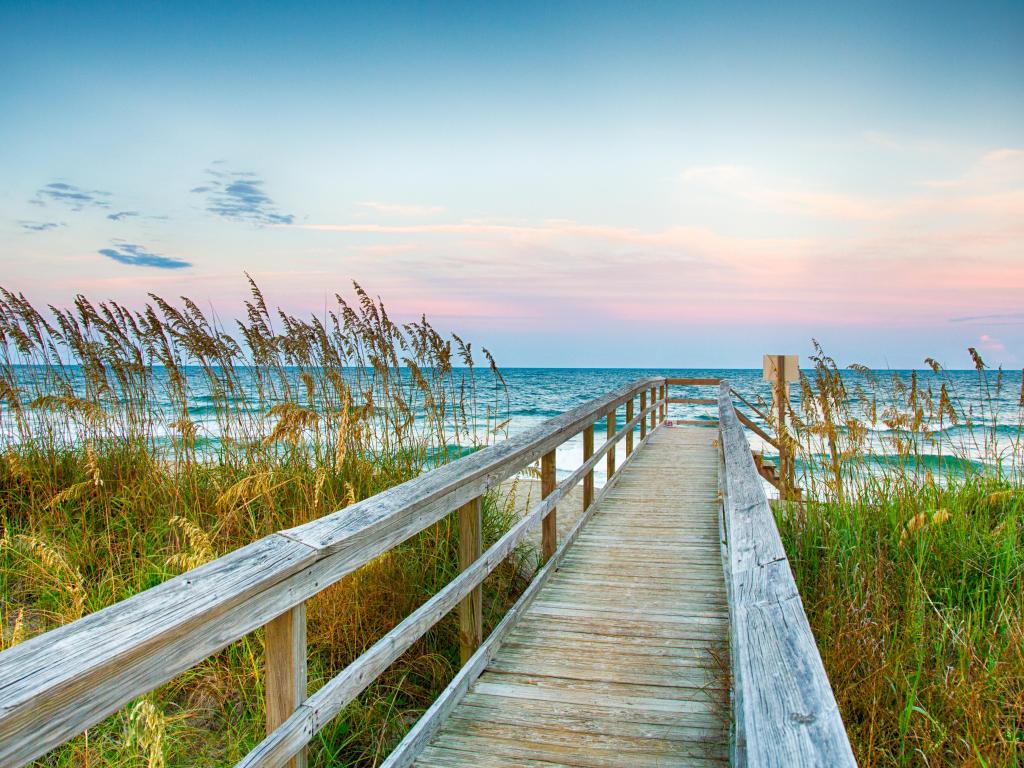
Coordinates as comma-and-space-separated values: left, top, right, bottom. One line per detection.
541, 449, 557, 563
659, 384, 666, 422
763, 354, 799, 501
625, 399, 634, 456
457, 496, 482, 664
639, 391, 647, 440
649, 386, 657, 431
583, 423, 594, 511
265, 604, 307, 768
605, 408, 616, 481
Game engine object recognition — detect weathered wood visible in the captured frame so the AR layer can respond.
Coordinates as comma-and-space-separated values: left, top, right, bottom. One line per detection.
734, 407, 781, 450
265, 605, 307, 768
0, 377, 664, 767
606, 409, 616, 480
668, 397, 718, 405
457, 497, 483, 664
649, 386, 656, 430
626, 399, 635, 455
582, 424, 594, 511
639, 390, 647, 439
241, 418, 653, 768
730, 387, 771, 423
718, 382, 855, 767
540, 449, 557, 562
391, 426, 726, 768
381, 416, 662, 768
665, 377, 721, 385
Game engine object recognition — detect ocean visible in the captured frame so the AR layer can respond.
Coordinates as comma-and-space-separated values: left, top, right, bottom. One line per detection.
2, 366, 1021, 486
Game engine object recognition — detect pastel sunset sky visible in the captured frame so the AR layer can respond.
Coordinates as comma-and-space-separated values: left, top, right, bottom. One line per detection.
2, 1, 1022, 367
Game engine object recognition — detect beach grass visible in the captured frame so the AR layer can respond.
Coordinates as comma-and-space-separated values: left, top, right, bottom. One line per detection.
0, 281, 526, 766
3, 278, 1024, 767
775, 345, 1023, 767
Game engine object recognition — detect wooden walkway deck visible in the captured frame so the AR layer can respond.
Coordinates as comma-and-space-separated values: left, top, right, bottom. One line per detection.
415, 426, 730, 767
0, 378, 856, 768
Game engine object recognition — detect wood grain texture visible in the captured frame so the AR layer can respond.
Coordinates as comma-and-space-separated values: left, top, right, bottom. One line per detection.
606, 409, 616, 480
541, 449, 557, 563
718, 383, 856, 767
381, 420, 663, 768
625, 399, 635, 456
409, 425, 731, 767
239, 403, 665, 768
265, 605, 307, 768
582, 424, 594, 512
457, 497, 483, 664
0, 377, 666, 768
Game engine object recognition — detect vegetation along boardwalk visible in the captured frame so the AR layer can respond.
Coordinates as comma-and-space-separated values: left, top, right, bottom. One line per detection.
0, 378, 856, 767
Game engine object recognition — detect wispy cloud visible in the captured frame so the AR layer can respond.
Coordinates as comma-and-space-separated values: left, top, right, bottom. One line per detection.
192, 167, 293, 226
357, 201, 445, 217
106, 210, 140, 221
98, 243, 191, 270
680, 164, 895, 220
950, 312, 1024, 324
30, 182, 110, 211
680, 147, 1024, 223
19, 220, 64, 232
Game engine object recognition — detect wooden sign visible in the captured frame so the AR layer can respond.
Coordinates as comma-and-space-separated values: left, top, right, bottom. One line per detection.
763, 355, 799, 383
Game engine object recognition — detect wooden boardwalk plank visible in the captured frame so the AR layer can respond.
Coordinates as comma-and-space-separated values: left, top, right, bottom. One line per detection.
412, 425, 729, 767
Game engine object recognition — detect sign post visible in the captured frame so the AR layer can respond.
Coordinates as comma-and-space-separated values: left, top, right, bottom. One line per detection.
763, 355, 798, 499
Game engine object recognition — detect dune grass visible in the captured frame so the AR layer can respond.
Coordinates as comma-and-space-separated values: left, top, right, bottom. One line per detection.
0, 280, 527, 766
775, 345, 1024, 766
4, 279, 1023, 767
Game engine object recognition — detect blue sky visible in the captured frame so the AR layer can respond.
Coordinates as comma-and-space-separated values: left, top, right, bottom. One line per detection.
2, 1, 1022, 367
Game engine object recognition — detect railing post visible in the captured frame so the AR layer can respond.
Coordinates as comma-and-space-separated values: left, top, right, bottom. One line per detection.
541, 449, 557, 562
265, 604, 307, 768
625, 398, 634, 456
659, 384, 666, 422
606, 408, 616, 480
583, 423, 594, 511
639, 390, 647, 440
649, 386, 656, 431
457, 496, 483, 664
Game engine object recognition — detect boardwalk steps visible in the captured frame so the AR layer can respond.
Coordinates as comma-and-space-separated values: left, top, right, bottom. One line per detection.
0, 378, 855, 767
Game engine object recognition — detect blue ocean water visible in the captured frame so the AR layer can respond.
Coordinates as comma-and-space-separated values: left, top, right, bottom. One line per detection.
498, 368, 1023, 485
2, 366, 1021, 485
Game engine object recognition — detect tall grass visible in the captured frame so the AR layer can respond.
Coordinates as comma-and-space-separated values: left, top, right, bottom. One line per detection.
775, 343, 1024, 767
0, 280, 525, 766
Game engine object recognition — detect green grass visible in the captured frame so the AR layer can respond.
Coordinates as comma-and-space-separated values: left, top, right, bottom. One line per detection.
0, 280, 526, 766
773, 344, 1024, 767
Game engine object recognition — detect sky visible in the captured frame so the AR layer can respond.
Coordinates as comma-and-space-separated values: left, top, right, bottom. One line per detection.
1, 1, 1022, 368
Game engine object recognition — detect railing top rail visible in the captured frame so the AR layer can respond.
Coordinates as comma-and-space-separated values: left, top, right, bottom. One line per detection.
0, 376, 665, 767
717, 381, 855, 767
664, 377, 720, 386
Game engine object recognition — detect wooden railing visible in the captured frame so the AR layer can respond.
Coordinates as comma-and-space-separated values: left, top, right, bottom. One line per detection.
717, 382, 855, 766
0, 377, 681, 768
0, 374, 848, 768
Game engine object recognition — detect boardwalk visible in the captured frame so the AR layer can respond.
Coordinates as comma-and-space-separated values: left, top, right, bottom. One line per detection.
415, 426, 730, 767
0, 378, 855, 768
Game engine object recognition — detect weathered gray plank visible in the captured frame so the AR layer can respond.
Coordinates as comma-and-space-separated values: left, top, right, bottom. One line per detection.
405, 426, 730, 767
718, 382, 856, 767
380, 420, 665, 768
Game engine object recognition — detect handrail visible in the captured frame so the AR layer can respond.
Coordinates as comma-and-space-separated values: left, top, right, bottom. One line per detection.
0, 376, 667, 767
717, 382, 855, 767
734, 407, 782, 451
728, 387, 770, 424
240, 396, 664, 766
